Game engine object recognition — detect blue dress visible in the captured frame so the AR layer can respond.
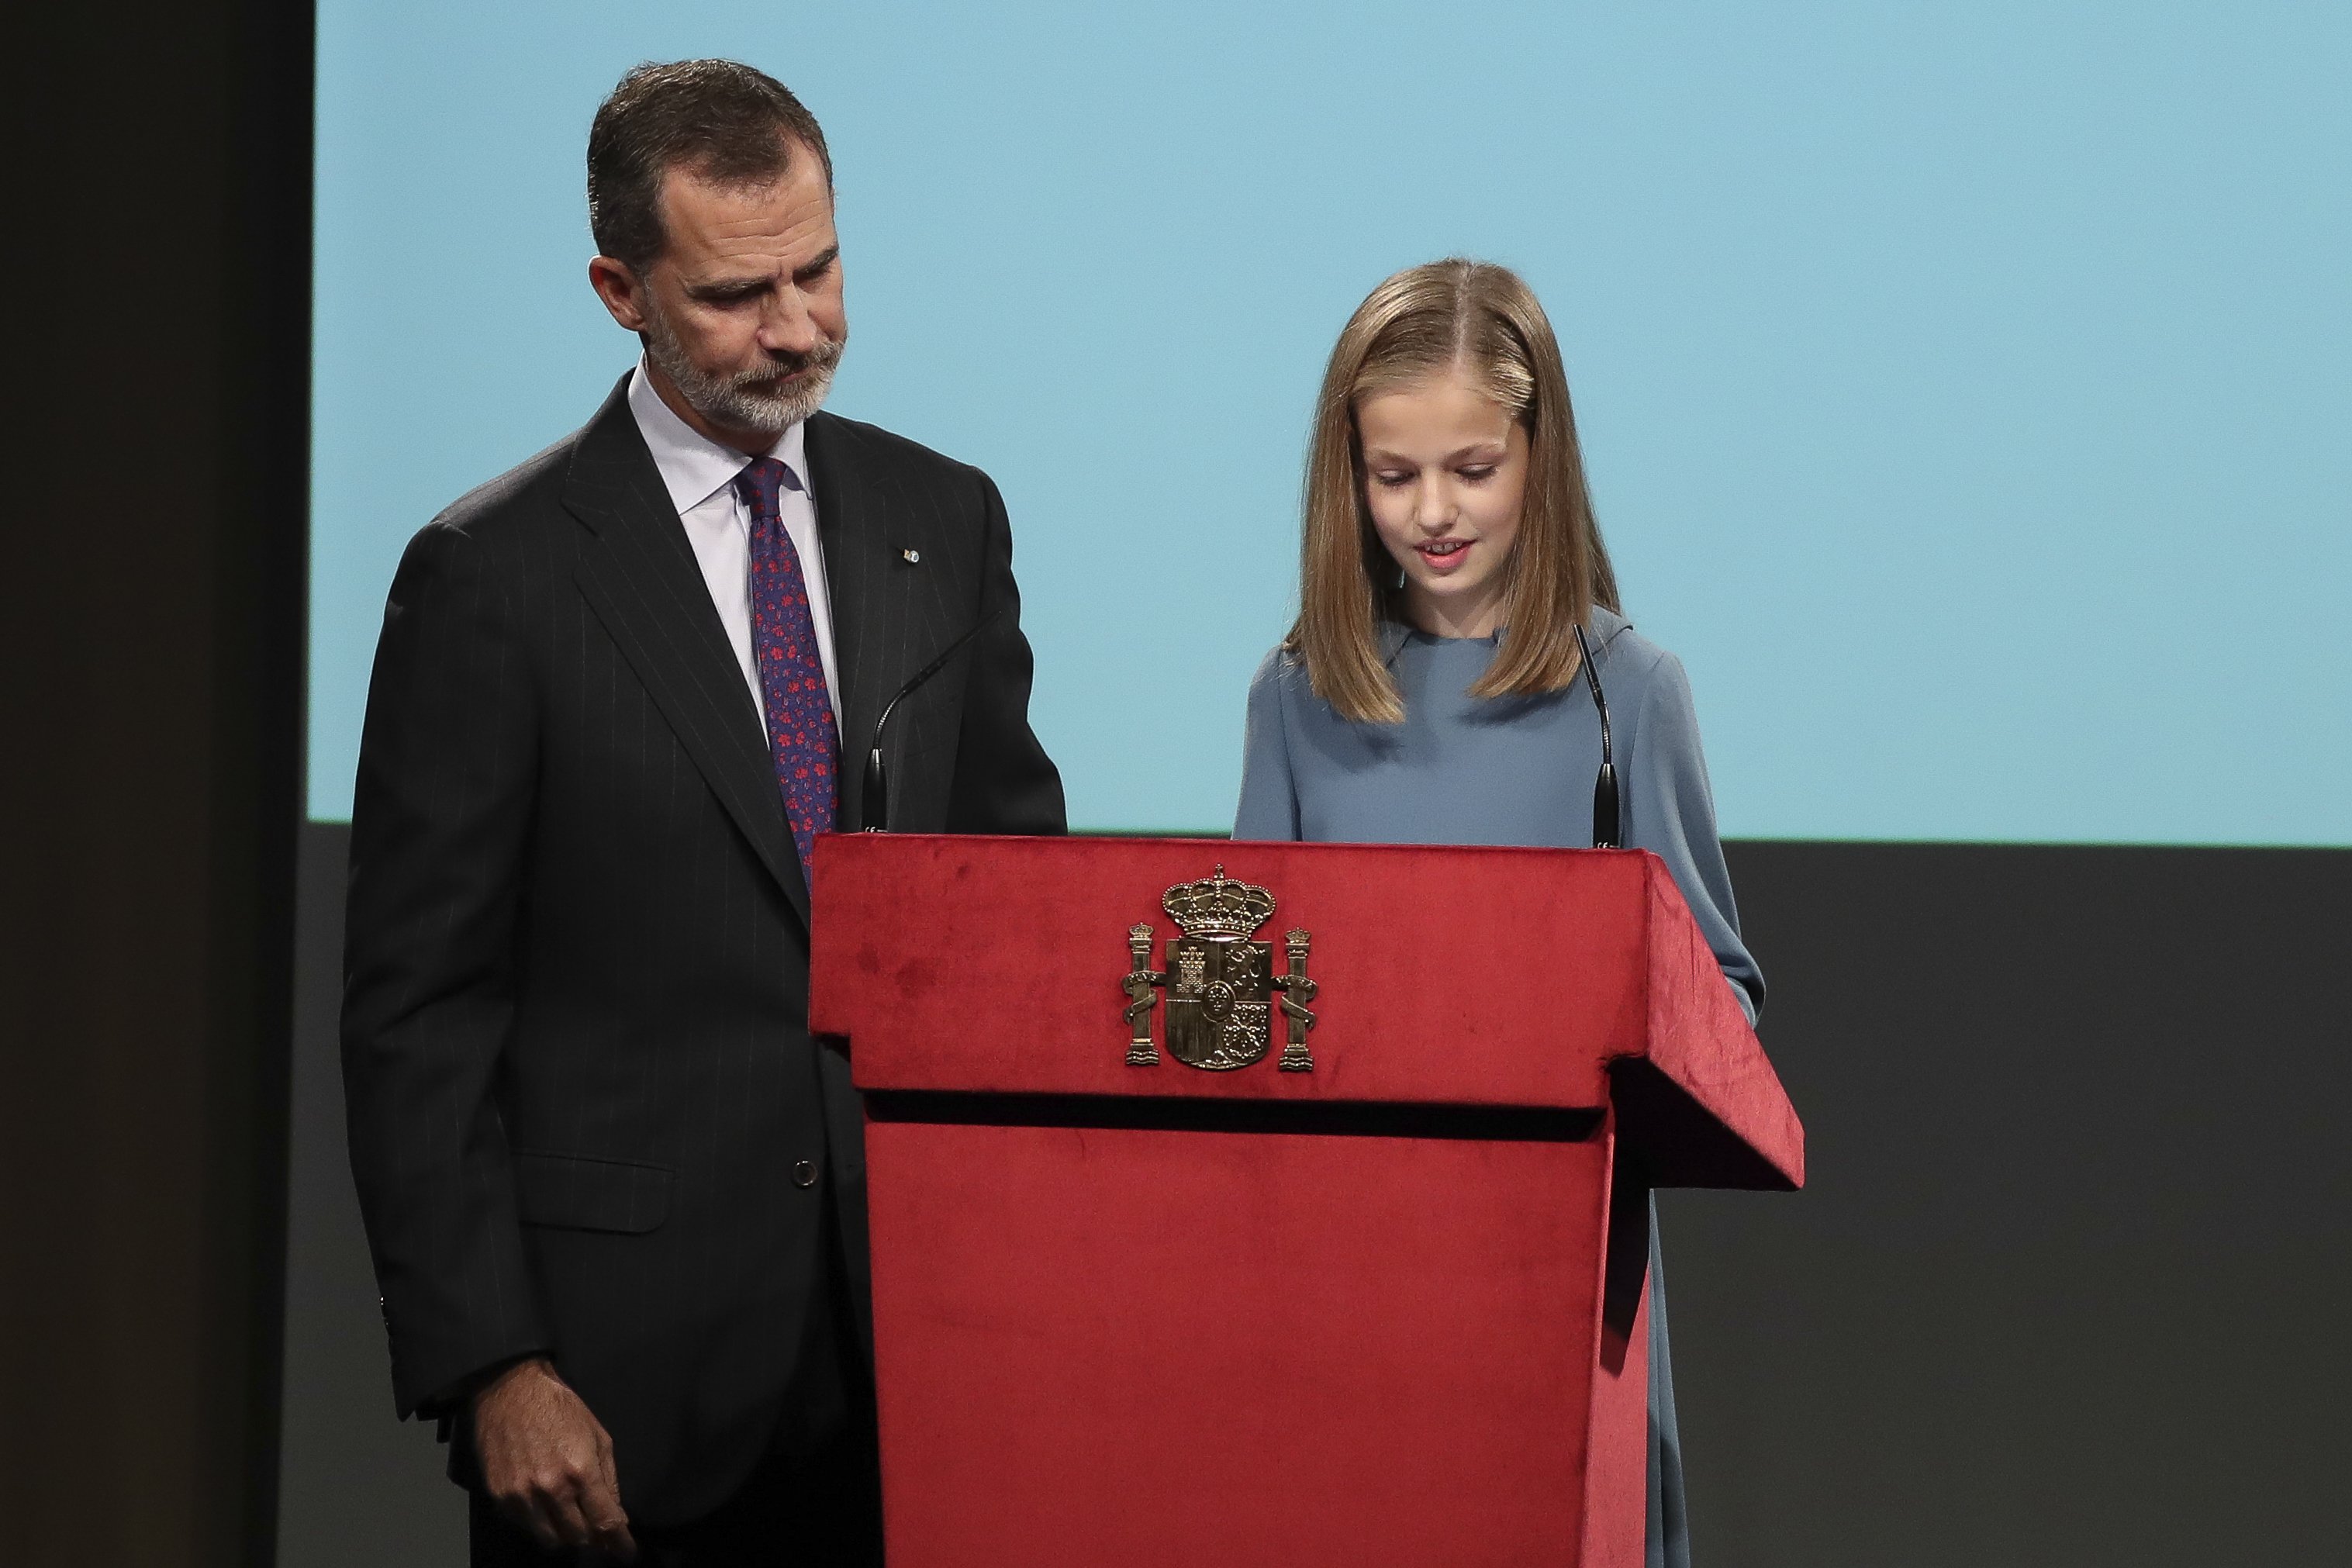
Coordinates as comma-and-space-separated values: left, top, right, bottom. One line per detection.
1233, 606, 1763, 1568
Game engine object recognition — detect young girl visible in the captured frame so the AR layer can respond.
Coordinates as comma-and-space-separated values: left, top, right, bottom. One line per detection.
1234, 259, 1762, 1568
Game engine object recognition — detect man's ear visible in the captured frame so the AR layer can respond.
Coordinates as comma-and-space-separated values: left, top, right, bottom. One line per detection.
588, 255, 652, 333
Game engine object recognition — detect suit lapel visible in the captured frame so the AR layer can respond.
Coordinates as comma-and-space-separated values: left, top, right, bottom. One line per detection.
563, 377, 809, 922
807, 413, 926, 833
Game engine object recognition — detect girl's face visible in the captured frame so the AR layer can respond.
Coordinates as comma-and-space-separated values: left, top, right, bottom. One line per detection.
1356, 368, 1528, 639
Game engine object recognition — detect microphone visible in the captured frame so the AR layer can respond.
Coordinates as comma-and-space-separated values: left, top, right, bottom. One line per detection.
858, 606, 1001, 833
1571, 622, 1620, 850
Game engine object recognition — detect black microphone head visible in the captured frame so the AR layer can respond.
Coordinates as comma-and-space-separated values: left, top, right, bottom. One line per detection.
862, 746, 889, 834
1573, 620, 1620, 850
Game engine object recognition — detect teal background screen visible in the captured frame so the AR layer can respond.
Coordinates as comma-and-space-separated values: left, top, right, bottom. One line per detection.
311, 2, 2351, 842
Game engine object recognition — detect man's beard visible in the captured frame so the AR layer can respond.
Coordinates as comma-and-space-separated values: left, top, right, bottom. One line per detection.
644, 308, 844, 435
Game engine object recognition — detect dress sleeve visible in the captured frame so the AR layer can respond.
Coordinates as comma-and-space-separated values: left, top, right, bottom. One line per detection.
1233, 648, 1301, 841
1624, 651, 1765, 1024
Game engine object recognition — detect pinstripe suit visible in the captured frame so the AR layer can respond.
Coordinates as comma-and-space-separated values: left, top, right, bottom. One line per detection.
341, 374, 1065, 1526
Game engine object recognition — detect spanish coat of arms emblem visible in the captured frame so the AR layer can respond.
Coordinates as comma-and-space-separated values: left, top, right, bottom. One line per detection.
1121, 865, 1317, 1071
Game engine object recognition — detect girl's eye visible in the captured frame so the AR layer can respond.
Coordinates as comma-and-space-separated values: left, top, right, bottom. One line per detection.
1373, 471, 1414, 489
1458, 465, 1496, 483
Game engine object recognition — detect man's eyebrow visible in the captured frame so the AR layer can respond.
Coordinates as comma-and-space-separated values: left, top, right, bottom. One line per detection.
793, 244, 840, 281
685, 275, 769, 299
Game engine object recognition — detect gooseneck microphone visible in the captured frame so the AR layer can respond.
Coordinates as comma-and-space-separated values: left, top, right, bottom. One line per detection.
1571, 622, 1621, 850
858, 607, 1001, 833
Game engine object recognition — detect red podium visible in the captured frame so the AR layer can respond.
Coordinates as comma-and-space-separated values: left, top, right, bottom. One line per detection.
810, 834, 1802, 1568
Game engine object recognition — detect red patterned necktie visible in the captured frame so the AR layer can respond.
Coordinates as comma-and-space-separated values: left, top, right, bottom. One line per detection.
737, 457, 838, 884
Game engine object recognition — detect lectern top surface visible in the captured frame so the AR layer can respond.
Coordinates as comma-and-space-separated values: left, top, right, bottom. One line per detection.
811, 835, 1803, 1190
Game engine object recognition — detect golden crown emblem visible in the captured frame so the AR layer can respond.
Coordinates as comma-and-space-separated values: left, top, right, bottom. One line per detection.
1124, 865, 1318, 1072
1161, 865, 1276, 940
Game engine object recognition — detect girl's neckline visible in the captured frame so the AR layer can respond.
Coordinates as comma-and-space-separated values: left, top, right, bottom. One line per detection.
1397, 623, 1505, 647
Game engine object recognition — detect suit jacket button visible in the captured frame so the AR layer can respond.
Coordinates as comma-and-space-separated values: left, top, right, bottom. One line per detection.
793, 1159, 820, 1189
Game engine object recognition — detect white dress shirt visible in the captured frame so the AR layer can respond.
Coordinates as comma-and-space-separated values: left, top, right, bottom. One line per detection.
626, 360, 841, 724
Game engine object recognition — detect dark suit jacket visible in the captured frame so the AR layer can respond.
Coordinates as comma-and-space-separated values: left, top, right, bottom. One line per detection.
341, 375, 1065, 1524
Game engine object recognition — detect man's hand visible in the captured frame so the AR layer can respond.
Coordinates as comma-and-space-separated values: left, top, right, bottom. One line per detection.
472, 1356, 637, 1561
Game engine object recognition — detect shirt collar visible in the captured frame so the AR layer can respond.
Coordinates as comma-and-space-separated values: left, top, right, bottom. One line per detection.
626, 357, 810, 516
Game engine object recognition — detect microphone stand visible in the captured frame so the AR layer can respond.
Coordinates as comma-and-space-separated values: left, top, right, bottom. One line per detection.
859, 607, 1001, 833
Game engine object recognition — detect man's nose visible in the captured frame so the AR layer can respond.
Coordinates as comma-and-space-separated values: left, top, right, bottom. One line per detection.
756, 286, 820, 354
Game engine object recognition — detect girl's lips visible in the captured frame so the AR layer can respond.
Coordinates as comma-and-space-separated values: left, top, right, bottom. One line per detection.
1417, 538, 1473, 575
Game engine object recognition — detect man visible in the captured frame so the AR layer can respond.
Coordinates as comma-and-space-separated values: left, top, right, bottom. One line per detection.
343, 59, 1065, 1564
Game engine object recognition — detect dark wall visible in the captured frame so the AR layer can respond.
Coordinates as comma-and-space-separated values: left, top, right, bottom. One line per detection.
1671, 841, 2350, 1565
2, 3, 312, 1565
278, 827, 460, 1565
280, 826, 2351, 1565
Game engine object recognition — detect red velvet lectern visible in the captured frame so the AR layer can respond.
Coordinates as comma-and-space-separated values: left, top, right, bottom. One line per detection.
810, 834, 1802, 1568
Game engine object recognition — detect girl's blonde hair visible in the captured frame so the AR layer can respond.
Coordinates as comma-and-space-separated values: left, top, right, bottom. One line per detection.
1288, 258, 1619, 724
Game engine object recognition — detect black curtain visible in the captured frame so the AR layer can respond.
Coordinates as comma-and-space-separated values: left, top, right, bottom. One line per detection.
2, 2, 312, 1563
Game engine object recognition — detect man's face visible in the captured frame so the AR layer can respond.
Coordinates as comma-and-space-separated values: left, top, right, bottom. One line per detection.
590, 144, 848, 448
